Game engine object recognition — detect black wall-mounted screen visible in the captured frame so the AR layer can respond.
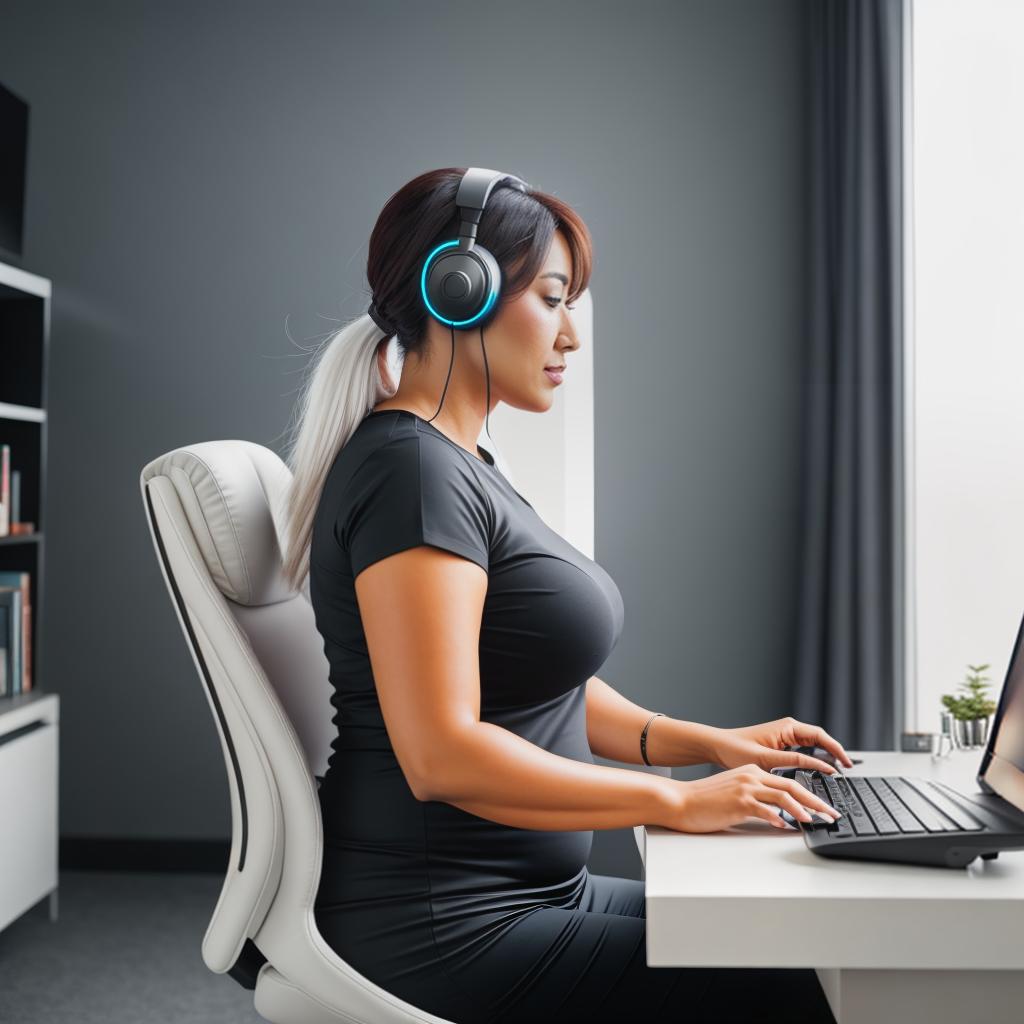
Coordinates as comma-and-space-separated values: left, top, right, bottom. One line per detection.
0, 80, 29, 257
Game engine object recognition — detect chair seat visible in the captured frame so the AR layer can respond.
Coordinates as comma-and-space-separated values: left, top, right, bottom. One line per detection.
255, 965, 365, 1024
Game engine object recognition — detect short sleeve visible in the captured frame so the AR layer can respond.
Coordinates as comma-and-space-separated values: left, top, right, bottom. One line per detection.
337, 434, 492, 578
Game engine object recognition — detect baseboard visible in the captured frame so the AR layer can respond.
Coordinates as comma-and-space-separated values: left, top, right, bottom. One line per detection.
59, 836, 230, 872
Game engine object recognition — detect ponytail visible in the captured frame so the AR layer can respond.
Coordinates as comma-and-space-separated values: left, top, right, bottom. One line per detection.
281, 312, 395, 592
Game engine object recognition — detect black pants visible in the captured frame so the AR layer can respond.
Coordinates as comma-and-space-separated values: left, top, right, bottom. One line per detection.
317, 864, 837, 1024
481, 872, 837, 1024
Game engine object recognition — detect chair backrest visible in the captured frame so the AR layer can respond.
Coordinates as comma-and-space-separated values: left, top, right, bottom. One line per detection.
139, 439, 473, 1022
140, 442, 333, 966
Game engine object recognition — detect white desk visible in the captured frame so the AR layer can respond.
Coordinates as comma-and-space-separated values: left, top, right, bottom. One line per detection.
638, 750, 1024, 1024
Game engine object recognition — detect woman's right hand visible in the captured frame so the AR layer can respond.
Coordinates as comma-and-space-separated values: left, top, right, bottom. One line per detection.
660, 764, 842, 833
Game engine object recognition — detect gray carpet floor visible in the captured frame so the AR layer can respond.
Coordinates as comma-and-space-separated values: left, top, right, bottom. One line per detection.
0, 871, 262, 1023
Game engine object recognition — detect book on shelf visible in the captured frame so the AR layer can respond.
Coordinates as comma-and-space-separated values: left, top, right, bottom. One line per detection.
0, 572, 32, 696
0, 442, 7, 535
1, 443, 33, 537
0, 439, 34, 693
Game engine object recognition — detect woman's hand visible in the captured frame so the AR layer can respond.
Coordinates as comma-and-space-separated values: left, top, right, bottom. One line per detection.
661, 763, 842, 833
704, 716, 854, 775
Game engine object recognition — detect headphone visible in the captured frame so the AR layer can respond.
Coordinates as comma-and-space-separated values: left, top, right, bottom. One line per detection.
420, 166, 529, 330
389, 166, 528, 431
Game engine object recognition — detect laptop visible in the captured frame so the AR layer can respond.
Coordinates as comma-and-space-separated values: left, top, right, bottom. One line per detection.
788, 605, 1024, 868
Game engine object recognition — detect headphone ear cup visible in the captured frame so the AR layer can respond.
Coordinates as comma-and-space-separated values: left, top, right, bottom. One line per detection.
422, 242, 502, 328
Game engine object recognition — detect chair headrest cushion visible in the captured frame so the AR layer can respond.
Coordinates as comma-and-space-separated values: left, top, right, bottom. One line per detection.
140, 440, 295, 606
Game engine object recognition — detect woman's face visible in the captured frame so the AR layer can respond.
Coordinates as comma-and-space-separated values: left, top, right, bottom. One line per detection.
481, 229, 582, 413
407, 229, 582, 416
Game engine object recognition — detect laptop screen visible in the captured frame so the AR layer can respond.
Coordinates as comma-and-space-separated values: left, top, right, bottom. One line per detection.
978, 607, 1024, 811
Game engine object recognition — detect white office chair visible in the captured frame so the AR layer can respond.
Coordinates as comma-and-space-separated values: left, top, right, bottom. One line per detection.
139, 438, 667, 1024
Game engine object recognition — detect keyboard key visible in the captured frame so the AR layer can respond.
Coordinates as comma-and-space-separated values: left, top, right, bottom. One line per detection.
793, 772, 853, 837
849, 778, 901, 834
797, 771, 831, 806
829, 774, 861, 812
797, 771, 828, 808
865, 779, 926, 832
903, 779, 984, 832
812, 800, 855, 836
823, 815, 856, 839
883, 778, 960, 832
824, 774, 877, 835
812, 778, 844, 815
809, 775, 847, 817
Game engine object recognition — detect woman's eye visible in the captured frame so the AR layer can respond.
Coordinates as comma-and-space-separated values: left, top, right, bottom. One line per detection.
545, 297, 577, 310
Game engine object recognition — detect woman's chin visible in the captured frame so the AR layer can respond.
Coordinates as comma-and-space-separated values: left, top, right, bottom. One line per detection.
501, 392, 556, 414
535, 389, 558, 411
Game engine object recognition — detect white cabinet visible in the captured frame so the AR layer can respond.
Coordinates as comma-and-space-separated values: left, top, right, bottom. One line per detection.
0, 691, 59, 931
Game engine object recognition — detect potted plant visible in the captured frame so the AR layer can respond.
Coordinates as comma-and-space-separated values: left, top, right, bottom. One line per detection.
941, 663, 998, 748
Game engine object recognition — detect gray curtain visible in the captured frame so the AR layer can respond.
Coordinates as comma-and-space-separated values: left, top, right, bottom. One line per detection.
793, 0, 905, 751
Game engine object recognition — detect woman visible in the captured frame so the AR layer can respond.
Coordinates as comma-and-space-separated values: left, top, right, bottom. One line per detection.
282, 167, 849, 1024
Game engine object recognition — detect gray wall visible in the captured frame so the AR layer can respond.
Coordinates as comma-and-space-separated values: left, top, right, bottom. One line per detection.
0, 0, 808, 879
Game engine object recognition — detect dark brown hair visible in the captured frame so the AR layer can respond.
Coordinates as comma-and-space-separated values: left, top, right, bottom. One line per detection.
366, 166, 593, 355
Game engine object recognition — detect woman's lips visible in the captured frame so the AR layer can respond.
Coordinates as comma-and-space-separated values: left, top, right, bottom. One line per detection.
544, 368, 564, 385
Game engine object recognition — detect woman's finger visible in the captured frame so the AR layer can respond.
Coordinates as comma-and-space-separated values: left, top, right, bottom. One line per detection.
767, 747, 838, 776
766, 774, 841, 817
749, 800, 793, 829
796, 750, 841, 775
765, 784, 836, 822
757, 787, 818, 822
784, 777, 841, 817
791, 720, 855, 767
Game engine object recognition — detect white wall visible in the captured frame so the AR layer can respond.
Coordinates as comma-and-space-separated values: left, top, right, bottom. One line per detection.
910, 0, 1024, 731
486, 290, 595, 558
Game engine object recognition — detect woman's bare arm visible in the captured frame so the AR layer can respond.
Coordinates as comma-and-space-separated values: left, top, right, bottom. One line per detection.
355, 545, 681, 831
421, 719, 678, 830
584, 675, 719, 767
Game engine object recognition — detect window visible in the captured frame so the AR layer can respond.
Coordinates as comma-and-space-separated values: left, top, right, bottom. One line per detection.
908, 0, 1024, 732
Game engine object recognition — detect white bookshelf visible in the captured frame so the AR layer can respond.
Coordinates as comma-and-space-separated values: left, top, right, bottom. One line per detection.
0, 257, 58, 930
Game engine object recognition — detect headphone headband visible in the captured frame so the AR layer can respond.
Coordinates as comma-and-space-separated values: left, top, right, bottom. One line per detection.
420, 166, 528, 329
453, 167, 529, 252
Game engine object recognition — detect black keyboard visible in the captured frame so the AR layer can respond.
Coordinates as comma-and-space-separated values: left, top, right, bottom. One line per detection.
791, 770, 1024, 867
796, 770, 986, 838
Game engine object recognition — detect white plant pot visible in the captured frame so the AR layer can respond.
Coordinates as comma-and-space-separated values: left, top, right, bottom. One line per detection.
952, 715, 991, 749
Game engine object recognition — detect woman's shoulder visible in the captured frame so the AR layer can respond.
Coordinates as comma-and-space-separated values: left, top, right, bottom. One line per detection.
330, 415, 493, 576
330, 413, 488, 504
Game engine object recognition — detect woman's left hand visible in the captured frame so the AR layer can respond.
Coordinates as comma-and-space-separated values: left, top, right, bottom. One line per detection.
704, 717, 854, 775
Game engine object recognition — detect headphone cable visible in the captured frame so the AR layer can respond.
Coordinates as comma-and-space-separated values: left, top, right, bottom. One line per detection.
427, 323, 457, 425
426, 323, 494, 460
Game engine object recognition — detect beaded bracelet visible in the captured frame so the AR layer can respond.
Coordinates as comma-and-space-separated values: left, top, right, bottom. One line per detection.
640, 712, 665, 766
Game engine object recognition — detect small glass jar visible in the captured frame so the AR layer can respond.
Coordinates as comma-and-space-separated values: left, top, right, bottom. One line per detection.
932, 711, 955, 759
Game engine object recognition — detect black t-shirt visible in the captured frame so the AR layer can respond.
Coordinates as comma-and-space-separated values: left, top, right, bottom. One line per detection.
309, 408, 624, 914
